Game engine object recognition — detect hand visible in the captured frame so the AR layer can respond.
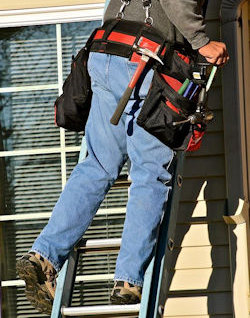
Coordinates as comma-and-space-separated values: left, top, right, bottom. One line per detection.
198, 41, 229, 66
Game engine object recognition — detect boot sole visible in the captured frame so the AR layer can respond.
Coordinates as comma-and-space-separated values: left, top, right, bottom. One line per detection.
110, 293, 140, 305
16, 258, 53, 315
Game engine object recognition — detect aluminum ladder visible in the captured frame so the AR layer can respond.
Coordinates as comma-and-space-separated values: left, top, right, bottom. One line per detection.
51, 151, 185, 318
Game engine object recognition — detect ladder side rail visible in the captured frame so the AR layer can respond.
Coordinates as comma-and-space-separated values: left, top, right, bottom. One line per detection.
51, 248, 79, 318
139, 188, 175, 318
143, 151, 185, 318
138, 258, 154, 318
153, 151, 185, 318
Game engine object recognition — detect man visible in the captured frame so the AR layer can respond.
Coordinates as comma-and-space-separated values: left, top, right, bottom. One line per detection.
17, 0, 229, 314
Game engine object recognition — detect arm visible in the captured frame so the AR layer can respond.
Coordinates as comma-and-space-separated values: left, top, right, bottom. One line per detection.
160, 0, 209, 50
160, 0, 229, 66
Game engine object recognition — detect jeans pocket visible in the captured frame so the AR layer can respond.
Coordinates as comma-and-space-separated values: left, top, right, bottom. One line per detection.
126, 60, 139, 78
126, 60, 154, 101
87, 52, 95, 74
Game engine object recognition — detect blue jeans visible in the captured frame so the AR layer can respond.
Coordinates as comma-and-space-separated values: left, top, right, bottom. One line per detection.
32, 52, 174, 287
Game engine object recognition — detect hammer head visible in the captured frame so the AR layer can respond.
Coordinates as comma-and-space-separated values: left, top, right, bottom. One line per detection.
133, 45, 164, 65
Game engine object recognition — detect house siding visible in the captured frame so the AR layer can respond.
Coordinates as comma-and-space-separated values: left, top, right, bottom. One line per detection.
164, 0, 233, 317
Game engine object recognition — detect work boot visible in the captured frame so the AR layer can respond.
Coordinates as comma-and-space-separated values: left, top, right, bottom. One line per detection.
16, 252, 57, 315
110, 281, 142, 304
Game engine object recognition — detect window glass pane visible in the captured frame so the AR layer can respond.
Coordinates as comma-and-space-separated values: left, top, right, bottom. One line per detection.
1, 154, 61, 216
61, 20, 101, 79
100, 187, 128, 209
72, 281, 115, 307
79, 252, 118, 276
0, 25, 57, 88
0, 90, 59, 151
1, 219, 48, 282
65, 130, 84, 147
66, 151, 79, 177
3, 285, 48, 317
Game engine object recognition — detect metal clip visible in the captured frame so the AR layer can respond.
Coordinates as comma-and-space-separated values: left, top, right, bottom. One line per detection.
143, 0, 153, 25
116, 0, 130, 19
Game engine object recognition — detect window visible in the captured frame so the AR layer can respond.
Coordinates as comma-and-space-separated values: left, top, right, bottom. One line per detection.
0, 18, 128, 317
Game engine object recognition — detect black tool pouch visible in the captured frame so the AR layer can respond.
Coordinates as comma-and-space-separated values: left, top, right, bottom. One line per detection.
54, 29, 96, 132
54, 47, 92, 132
137, 49, 206, 151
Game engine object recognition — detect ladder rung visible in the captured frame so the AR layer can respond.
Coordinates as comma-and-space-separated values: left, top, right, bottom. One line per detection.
61, 304, 140, 316
76, 238, 121, 252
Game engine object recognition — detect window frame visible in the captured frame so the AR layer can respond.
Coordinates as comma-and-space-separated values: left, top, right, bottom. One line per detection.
0, 4, 104, 190
0, 3, 104, 28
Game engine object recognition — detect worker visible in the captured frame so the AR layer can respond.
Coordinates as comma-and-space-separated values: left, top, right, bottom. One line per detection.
16, 0, 229, 315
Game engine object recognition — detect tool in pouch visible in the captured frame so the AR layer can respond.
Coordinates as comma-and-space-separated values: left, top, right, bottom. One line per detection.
136, 59, 217, 152
110, 0, 164, 125
174, 64, 216, 151
173, 64, 216, 128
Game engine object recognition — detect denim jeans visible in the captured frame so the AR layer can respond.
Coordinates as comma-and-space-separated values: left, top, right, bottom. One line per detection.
32, 52, 174, 287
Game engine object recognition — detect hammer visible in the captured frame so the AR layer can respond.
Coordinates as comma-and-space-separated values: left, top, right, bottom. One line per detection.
110, 45, 163, 125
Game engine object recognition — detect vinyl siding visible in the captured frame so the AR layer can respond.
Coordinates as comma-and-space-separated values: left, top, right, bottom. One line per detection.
164, 0, 232, 316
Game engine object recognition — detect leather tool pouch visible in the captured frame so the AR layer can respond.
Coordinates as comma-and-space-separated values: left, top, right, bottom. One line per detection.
137, 49, 206, 151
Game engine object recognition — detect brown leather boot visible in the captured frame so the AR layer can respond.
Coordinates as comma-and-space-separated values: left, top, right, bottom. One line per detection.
16, 252, 57, 315
110, 281, 142, 304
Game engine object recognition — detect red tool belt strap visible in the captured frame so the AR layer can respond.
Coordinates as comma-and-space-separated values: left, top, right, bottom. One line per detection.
90, 19, 167, 62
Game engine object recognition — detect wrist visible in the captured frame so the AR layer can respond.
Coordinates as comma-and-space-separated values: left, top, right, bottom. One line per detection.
190, 33, 210, 51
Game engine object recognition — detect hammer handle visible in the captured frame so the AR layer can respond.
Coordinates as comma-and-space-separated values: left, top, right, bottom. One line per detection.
110, 86, 133, 125
110, 59, 148, 125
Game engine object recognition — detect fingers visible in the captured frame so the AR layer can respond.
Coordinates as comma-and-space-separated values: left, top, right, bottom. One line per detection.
206, 56, 228, 66
217, 44, 229, 65
215, 57, 224, 66
221, 55, 229, 65
212, 50, 229, 66
206, 57, 217, 64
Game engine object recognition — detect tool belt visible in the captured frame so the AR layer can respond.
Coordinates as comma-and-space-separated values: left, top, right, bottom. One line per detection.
54, 18, 169, 133
89, 18, 207, 151
55, 17, 213, 152
90, 19, 168, 62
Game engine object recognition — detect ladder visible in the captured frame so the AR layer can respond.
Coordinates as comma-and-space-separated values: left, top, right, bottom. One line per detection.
51, 151, 185, 318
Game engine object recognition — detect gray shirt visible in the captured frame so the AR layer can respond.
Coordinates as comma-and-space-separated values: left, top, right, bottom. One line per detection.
104, 0, 210, 50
